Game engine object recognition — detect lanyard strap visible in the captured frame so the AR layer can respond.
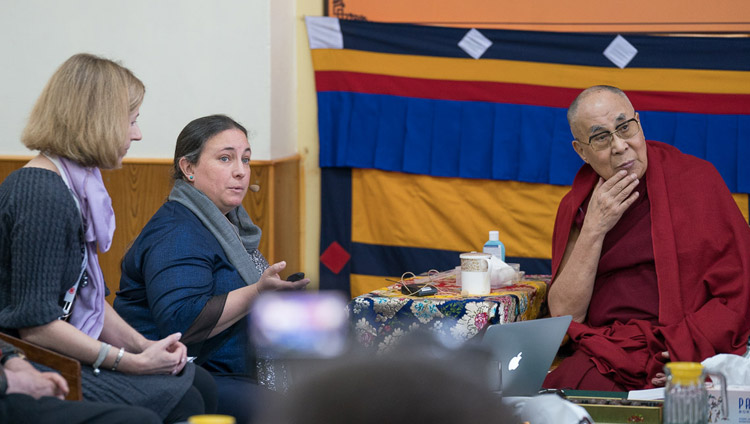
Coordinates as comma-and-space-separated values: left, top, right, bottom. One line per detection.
44, 154, 88, 321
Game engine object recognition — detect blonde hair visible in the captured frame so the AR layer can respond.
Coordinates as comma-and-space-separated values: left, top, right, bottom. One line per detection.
21, 53, 145, 169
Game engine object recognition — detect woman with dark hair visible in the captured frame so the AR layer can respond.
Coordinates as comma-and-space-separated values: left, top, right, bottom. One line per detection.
115, 114, 310, 422
0, 53, 216, 423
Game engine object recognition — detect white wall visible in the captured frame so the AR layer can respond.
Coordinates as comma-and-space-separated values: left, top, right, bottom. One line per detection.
0, 0, 298, 161
270, 0, 297, 159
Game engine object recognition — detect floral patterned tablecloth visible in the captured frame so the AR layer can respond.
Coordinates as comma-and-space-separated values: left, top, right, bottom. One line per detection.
349, 271, 551, 353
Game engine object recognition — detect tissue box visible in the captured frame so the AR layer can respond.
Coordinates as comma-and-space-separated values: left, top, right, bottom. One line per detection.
708, 385, 750, 424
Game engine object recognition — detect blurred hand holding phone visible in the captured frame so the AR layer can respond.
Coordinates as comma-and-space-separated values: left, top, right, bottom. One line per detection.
249, 291, 349, 359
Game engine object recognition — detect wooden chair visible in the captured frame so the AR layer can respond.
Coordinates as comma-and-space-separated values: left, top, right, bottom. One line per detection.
0, 333, 82, 401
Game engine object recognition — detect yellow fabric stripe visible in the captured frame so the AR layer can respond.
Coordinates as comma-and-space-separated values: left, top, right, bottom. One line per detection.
351, 169, 749, 267
351, 169, 569, 259
350, 274, 397, 298
312, 49, 750, 94
732, 193, 749, 223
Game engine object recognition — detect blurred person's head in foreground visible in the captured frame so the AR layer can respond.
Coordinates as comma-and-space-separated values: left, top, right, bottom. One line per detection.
256, 338, 512, 424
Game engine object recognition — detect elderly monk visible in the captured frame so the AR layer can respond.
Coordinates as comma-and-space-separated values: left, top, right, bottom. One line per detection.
542, 85, 750, 391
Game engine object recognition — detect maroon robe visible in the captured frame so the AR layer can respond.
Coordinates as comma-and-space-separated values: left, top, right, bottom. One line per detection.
544, 141, 750, 391
584, 177, 659, 328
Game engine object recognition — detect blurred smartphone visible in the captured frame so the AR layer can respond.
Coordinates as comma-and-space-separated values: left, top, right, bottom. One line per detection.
249, 291, 349, 359
401, 283, 437, 296
287, 272, 305, 282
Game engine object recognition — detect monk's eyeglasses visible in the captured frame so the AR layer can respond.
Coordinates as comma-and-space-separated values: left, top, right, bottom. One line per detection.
580, 117, 641, 152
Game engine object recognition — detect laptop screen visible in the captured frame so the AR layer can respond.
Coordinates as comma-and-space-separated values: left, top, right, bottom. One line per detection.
479, 315, 572, 396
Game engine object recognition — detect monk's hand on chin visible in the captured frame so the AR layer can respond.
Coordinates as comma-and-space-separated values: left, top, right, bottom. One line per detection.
586, 170, 640, 234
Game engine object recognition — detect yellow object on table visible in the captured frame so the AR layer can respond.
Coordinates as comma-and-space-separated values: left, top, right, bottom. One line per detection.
188, 415, 236, 424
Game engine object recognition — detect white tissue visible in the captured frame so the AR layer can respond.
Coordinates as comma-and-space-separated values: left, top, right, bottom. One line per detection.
489, 256, 515, 288
702, 354, 750, 386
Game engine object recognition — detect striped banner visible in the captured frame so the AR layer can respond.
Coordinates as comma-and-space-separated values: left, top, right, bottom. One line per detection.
308, 17, 750, 296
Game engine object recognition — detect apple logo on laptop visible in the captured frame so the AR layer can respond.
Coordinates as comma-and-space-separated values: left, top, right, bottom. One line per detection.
508, 352, 522, 371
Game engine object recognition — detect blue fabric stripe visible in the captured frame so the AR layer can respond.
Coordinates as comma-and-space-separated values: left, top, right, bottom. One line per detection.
491, 104, 521, 180
347, 94, 379, 168
318, 91, 749, 192
373, 99, 406, 170
319, 168, 353, 296
739, 119, 750, 197
403, 99, 434, 175
550, 114, 580, 184
338, 20, 750, 71
431, 102, 462, 177
350, 242, 552, 277
706, 116, 738, 191
459, 102, 494, 179
374, 102, 407, 169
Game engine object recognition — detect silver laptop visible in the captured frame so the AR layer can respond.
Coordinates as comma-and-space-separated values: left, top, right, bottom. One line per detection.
479, 315, 572, 396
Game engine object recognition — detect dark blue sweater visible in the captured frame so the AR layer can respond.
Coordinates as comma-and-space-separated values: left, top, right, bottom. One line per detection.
115, 201, 253, 375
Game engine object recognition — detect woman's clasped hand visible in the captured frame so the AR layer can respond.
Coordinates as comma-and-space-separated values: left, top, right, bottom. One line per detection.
118, 333, 188, 375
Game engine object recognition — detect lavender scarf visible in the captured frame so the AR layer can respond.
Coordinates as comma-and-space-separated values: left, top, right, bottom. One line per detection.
47, 154, 113, 338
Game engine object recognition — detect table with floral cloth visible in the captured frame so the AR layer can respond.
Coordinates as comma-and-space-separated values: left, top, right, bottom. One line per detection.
349, 271, 551, 353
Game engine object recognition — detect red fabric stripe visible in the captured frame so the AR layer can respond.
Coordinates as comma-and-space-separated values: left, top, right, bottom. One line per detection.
315, 71, 750, 115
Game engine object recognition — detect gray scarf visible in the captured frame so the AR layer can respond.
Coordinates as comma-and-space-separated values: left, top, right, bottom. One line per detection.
169, 179, 262, 286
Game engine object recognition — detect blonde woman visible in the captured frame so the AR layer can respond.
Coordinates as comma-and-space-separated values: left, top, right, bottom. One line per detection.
0, 53, 216, 423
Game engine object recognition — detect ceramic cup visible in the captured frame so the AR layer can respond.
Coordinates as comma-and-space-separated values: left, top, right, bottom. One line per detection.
460, 252, 491, 295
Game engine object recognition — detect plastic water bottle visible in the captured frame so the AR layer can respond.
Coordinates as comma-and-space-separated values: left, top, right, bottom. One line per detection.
483, 230, 505, 261
663, 362, 727, 424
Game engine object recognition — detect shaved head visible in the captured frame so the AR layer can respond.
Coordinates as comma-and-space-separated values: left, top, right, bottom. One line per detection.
567, 86, 631, 138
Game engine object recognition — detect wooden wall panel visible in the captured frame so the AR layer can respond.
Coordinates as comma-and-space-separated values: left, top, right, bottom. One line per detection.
100, 162, 174, 302
0, 156, 300, 304
246, 164, 271, 261
0, 158, 25, 181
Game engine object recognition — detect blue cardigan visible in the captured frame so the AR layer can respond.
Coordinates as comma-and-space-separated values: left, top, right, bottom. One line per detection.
115, 201, 253, 375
